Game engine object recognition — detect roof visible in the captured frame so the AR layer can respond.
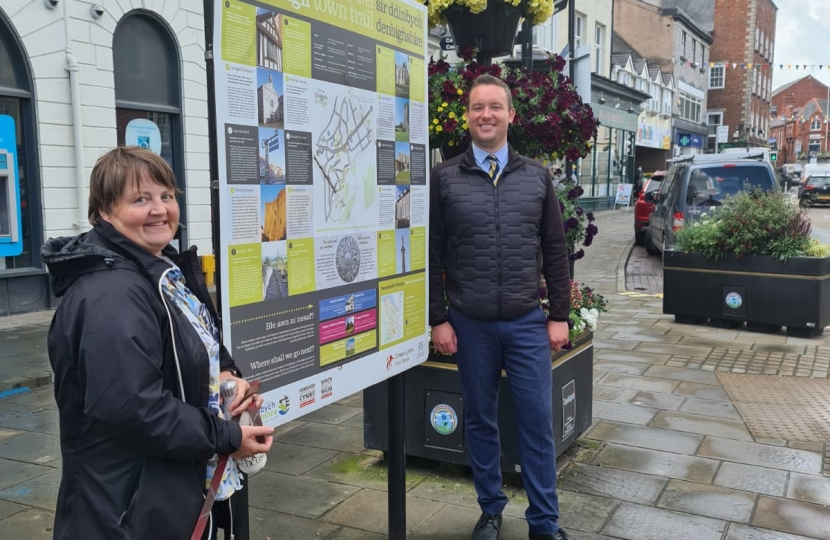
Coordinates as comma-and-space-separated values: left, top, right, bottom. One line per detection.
662, 0, 715, 33
771, 75, 829, 98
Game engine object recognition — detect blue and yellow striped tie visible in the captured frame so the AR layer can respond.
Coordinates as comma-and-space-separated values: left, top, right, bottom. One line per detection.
487, 154, 501, 185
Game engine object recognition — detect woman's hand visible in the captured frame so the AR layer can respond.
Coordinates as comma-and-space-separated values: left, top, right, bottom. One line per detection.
219, 371, 264, 418
231, 425, 274, 459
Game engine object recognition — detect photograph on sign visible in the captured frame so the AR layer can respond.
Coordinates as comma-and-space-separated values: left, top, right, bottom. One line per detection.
211, 0, 429, 426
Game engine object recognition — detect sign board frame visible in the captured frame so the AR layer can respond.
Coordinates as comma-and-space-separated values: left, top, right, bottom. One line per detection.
614, 183, 633, 209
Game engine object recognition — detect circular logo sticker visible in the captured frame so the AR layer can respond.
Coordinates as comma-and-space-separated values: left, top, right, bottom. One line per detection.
430, 404, 458, 435
725, 292, 743, 309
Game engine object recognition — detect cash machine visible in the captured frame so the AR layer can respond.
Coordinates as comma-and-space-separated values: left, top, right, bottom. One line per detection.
0, 115, 22, 258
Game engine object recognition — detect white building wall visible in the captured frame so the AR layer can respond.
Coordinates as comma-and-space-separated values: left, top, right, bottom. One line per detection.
550, 0, 614, 76
1, 0, 213, 254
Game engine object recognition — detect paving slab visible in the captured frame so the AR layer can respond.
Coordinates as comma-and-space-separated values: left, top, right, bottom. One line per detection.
0, 459, 52, 491
0, 499, 26, 521
247, 470, 361, 519
599, 373, 680, 394
649, 411, 753, 441
0, 427, 21, 443
341, 411, 364, 429
609, 332, 683, 344
557, 490, 619, 534
725, 523, 818, 540
320, 488, 442, 535
593, 350, 670, 365
698, 437, 823, 474
248, 506, 339, 539
664, 326, 741, 340
635, 343, 714, 357
752, 496, 830, 540
592, 385, 639, 404
657, 479, 756, 523
713, 462, 788, 497
0, 468, 61, 511
325, 526, 387, 540
408, 503, 529, 540
677, 337, 756, 351
276, 422, 366, 454
751, 342, 807, 353
558, 463, 667, 505
594, 444, 718, 483
785, 472, 830, 506
673, 381, 730, 402
591, 401, 658, 425
0, 432, 61, 466
602, 326, 670, 335
602, 502, 727, 540
304, 453, 428, 492
630, 391, 686, 411
586, 420, 703, 455
592, 339, 639, 351
0, 509, 53, 540
593, 361, 650, 376
1, 388, 56, 409
679, 397, 743, 421
263, 441, 340, 476
0, 403, 59, 436
299, 404, 362, 425
642, 365, 720, 385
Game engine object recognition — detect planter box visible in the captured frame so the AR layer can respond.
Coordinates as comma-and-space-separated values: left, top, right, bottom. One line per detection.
363, 334, 593, 474
663, 251, 830, 337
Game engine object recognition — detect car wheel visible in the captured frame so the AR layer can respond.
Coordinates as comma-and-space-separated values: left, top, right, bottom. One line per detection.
645, 228, 660, 256
635, 230, 645, 246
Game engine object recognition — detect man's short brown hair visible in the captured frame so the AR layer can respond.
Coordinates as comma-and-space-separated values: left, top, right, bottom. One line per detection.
88, 146, 179, 224
468, 74, 514, 111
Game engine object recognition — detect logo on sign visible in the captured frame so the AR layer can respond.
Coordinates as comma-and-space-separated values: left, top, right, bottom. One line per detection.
386, 355, 394, 370
278, 396, 290, 415
725, 292, 743, 309
430, 404, 458, 435
321, 377, 333, 400
299, 383, 316, 408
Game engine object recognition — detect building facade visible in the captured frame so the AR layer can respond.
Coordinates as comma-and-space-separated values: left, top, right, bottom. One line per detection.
771, 75, 829, 122
614, 0, 713, 158
0, 0, 211, 316
769, 99, 830, 165
707, 0, 778, 151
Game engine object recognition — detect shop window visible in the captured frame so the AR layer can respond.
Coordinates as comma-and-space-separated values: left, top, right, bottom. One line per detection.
113, 12, 186, 247
0, 14, 41, 271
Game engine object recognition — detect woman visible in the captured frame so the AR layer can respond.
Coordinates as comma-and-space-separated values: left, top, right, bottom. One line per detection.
42, 147, 273, 540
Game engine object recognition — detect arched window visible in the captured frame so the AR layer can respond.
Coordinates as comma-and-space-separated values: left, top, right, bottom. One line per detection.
0, 10, 42, 272
113, 13, 186, 247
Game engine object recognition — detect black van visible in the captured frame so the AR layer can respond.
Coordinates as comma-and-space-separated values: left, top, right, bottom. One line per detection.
644, 154, 778, 255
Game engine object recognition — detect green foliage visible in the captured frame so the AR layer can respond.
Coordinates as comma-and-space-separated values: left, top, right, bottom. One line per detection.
804, 238, 830, 258
674, 189, 815, 262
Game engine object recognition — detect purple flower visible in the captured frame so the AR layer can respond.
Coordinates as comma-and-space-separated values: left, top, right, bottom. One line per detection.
575, 206, 584, 216
586, 224, 598, 236
565, 217, 579, 230
586, 212, 595, 222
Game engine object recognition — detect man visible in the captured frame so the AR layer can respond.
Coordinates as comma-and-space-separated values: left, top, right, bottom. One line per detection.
429, 74, 571, 540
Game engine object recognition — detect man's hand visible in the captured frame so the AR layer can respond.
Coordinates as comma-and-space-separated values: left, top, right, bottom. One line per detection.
231, 425, 274, 459
219, 371, 264, 418
547, 320, 569, 352
431, 322, 458, 355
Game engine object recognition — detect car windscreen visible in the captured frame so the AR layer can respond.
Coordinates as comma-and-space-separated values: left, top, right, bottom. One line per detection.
685, 166, 775, 207
806, 176, 830, 188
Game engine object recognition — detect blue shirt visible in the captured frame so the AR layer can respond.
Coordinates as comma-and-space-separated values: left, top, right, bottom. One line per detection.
472, 143, 508, 176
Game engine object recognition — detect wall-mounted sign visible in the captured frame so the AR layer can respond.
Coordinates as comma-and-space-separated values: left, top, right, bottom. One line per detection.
125, 119, 162, 154
0, 115, 22, 257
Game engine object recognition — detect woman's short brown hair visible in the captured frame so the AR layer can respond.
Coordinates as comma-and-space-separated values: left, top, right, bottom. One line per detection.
88, 146, 179, 224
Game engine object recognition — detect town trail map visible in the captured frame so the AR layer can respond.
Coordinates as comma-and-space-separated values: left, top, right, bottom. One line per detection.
212, 0, 429, 424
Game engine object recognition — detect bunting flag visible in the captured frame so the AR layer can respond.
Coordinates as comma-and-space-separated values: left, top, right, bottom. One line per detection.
689, 60, 830, 71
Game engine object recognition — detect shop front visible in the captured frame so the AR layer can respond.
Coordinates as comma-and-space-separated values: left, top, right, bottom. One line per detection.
635, 118, 671, 173
673, 118, 707, 157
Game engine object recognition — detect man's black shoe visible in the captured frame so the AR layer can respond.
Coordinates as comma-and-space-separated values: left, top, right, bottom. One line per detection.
529, 528, 569, 540
471, 512, 502, 540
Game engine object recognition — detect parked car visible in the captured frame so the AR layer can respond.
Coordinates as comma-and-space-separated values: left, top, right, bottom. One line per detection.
634, 171, 665, 245
781, 163, 802, 189
799, 163, 830, 186
798, 174, 830, 206
644, 154, 778, 256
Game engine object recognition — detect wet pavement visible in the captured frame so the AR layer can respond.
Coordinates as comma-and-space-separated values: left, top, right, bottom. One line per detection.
2, 208, 830, 539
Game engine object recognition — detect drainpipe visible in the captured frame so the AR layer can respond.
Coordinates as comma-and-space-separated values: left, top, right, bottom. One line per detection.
64, 1, 87, 229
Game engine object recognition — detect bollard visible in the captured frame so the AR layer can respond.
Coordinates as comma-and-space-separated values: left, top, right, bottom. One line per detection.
201, 254, 216, 287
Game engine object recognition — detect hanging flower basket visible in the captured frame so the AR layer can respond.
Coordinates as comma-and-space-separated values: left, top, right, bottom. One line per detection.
443, 1, 522, 59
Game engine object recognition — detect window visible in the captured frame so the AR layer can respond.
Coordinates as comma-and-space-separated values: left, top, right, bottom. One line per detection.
692, 40, 697, 64
812, 117, 823, 131
663, 89, 673, 115
650, 82, 660, 112
752, 70, 757, 95
0, 14, 41, 271
707, 112, 723, 137
709, 65, 725, 89
575, 13, 586, 49
617, 70, 630, 87
594, 24, 605, 73
113, 14, 186, 247
681, 31, 687, 58
679, 91, 702, 123
755, 27, 760, 50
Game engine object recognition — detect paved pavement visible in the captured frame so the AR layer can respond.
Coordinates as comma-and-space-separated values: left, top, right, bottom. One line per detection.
3, 209, 830, 539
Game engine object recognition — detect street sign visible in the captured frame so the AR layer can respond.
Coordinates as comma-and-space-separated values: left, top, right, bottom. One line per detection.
716, 125, 729, 143
440, 36, 454, 51
553, 0, 569, 15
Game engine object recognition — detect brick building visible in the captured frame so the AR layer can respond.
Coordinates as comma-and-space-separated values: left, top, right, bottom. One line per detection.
769, 99, 830, 165
706, 0, 778, 151
0, 0, 210, 315
771, 75, 830, 122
